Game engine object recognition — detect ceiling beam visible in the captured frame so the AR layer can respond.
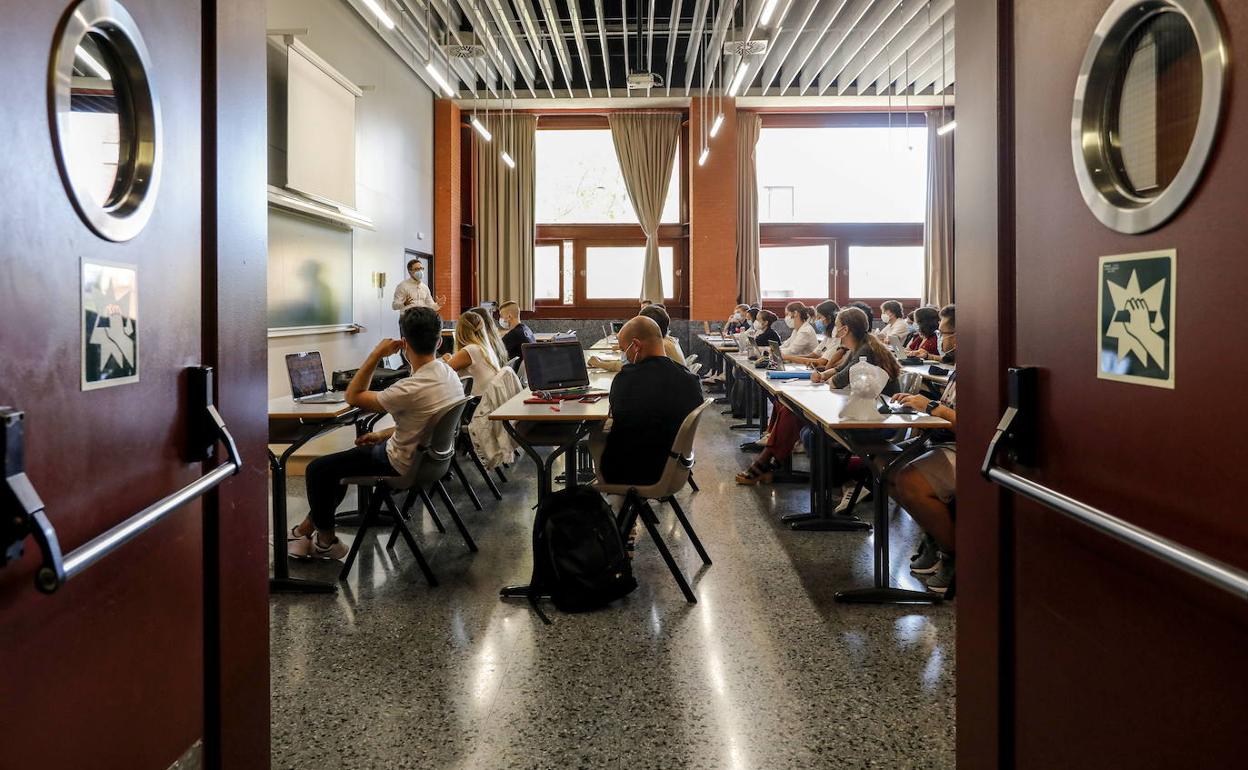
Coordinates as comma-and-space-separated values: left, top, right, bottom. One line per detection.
647, 0, 657, 72
778, 0, 868, 96
877, 23, 951, 94
911, 32, 955, 94
477, 0, 541, 96
513, 0, 559, 96
704, 0, 741, 89
664, 0, 684, 94
864, 7, 951, 94
835, 0, 951, 95
593, 0, 612, 97
622, 0, 632, 91
448, 0, 521, 95
565, 0, 596, 97
535, 0, 580, 97
759, 0, 822, 95
800, 0, 903, 95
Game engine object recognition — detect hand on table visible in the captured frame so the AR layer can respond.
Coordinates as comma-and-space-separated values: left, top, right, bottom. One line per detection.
893, 394, 932, 412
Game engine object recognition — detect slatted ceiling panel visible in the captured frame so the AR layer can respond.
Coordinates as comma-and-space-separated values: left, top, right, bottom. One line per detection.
353, 0, 954, 100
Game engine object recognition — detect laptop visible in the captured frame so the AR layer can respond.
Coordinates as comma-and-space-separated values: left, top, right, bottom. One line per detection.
523, 341, 599, 397
286, 352, 346, 404
767, 341, 786, 371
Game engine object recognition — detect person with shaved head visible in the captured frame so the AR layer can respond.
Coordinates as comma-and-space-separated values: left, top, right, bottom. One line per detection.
598, 315, 704, 485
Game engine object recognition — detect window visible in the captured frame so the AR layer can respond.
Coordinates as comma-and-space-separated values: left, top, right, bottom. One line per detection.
536, 130, 680, 224
848, 246, 925, 299
756, 125, 928, 223
534, 244, 562, 299
760, 244, 830, 299
585, 246, 675, 300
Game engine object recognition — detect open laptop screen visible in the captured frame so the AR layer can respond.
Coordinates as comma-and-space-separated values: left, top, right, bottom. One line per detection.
286, 352, 329, 398
523, 341, 590, 391
610, 321, 626, 334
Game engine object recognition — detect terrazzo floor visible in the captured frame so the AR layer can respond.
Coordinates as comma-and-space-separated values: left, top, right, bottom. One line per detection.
269, 407, 955, 769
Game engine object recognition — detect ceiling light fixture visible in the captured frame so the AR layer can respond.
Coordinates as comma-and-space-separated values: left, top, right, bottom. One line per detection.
75, 45, 111, 80
425, 61, 456, 97
936, 120, 957, 136
937, 12, 955, 136
709, 113, 724, 138
360, 0, 396, 30
501, 150, 516, 168
728, 60, 749, 96
471, 115, 493, 141
698, 147, 710, 166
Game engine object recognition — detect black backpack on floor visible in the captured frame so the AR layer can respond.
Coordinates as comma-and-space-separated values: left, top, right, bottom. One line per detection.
530, 486, 637, 613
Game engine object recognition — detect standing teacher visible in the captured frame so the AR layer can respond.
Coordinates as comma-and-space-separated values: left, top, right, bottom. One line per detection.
392, 258, 446, 312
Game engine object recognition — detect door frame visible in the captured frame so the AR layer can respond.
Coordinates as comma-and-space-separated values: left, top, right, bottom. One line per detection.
953, 0, 1015, 768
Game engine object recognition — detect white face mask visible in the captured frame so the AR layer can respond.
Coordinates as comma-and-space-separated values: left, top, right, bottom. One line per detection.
734, 312, 744, 322
882, 313, 892, 324
410, 269, 424, 283
752, 320, 763, 331
499, 317, 510, 330
783, 315, 795, 329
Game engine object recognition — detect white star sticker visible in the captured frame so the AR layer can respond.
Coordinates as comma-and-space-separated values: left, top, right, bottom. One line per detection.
1105, 269, 1166, 368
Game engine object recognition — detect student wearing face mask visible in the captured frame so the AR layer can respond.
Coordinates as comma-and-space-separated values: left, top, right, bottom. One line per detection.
498, 300, 535, 368
725, 304, 751, 335
392, 259, 447, 312
591, 304, 685, 371
906, 307, 941, 357
875, 301, 910, 342
779, 302, 818, 358
783, 300, 839, 365
811, 307, 902, 392
912, 304, 955, 362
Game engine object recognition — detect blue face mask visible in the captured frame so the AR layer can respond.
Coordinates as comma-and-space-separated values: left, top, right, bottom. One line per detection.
814, 319, 826, 334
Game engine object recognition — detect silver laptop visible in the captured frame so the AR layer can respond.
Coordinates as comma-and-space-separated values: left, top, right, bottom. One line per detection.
523, 341, 596, 396
286, 352, 346, 404
767, 341, 786, 371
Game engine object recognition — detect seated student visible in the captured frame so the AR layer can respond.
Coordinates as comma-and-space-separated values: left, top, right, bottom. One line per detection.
498, 300, 535, 367
753, 309, 781, 348
890, 372, 958, 594
724, 304, 751, 336
811, 306, 902, 394
905, 306, 941, 357
875, 300, 910, 342
780, 302, 818, 358
468, 305, 510, 367
441, 309, 502, 390
912, 303, 956, 363
598, 316, 704, 485
288, 307, 464, 560
591, 304, 685, 370
784, 300, 839, 366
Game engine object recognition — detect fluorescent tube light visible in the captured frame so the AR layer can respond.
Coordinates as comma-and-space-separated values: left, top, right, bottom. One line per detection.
75, 45, 111, 80
698, 147, 710, 166
425, 61, 456, 97
759, 0, 781, 26
709, 113, 724, 138
501, 151, 516, 169
470, 116, 493, 141
360, 0, 396, 30
936, 120, 957, 136
728, 62, 750, 97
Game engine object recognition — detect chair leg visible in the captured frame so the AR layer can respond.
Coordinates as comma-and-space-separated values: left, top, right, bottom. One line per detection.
636, 501, 696, 603
340, 491, 383, 581
666, 496, 711, 565
381, 492, 437, 586
468, 445, 503, 500
687, 474, 700, 493
451, 457, 483, 511
419, 489, 446, 533
494, 466, 508, 483
436, 481, 478, 552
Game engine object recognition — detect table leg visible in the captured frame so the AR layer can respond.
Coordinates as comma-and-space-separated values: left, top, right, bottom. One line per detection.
786, 427, 871, 531
268, 447, 337, 594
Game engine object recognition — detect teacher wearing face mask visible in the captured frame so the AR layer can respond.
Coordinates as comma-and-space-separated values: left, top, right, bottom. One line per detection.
392, 258, 447, 312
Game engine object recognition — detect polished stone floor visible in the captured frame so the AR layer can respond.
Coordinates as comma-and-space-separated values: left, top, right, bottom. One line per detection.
270, 409, 955, 769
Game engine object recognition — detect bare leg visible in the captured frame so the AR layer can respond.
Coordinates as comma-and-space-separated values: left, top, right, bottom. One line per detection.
891, 466, 954, 552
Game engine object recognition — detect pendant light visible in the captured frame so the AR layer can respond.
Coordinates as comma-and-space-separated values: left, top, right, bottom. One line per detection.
708, 0, 724, 138
697, 22, 710, 165
935, 13, 956, 136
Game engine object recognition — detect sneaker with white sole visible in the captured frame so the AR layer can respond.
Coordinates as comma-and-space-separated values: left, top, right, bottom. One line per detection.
834, 484, 871, 515
910, 534, 940, 574
287, 533, 349, 561
925, 553, 955, 595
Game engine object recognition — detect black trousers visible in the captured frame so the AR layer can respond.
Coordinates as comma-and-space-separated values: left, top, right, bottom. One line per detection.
305, 443, 396, 531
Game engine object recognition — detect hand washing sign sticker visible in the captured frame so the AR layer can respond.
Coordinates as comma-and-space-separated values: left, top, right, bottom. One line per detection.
1098, 250, 1175, 389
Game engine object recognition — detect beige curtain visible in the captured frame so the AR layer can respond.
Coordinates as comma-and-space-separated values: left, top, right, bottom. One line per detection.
608, 113, 682, 302
473, 113, 536, 311
924, 112, 955, 307
736, 112, 762, 307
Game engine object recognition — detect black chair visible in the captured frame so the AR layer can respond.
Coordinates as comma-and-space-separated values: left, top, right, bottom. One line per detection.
339, 397, 475, 586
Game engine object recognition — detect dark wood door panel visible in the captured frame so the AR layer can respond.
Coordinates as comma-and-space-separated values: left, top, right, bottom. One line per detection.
0, 0, 208, 766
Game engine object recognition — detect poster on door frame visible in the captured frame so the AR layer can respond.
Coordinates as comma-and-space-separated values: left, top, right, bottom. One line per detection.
81, 258, 139, 390
1097, 249, 1175, 389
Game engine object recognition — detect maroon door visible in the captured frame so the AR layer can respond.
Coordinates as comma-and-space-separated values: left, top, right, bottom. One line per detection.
957, 1, 1248, 767
0, 1, 269, 767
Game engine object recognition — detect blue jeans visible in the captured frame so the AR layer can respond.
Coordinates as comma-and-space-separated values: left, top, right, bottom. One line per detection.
304, 442, 396, 531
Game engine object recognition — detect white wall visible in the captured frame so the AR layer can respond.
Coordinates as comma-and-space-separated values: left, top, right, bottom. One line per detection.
266, 0, 434, 397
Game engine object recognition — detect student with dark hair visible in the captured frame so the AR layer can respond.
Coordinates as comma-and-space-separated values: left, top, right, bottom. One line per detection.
875, 300, 909, 341
288, 307, 464, 561
754, 309, 781, 348
391, 258, 446, 312
906, 307, 941, 356
813, 307, 902, 392
780, 302, 818, 357
913, 303, 957, 364
784, 300, 839, 366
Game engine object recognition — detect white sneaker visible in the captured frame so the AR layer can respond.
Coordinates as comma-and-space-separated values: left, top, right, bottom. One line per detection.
288, 533, 349, 561
834, 485, 871, 515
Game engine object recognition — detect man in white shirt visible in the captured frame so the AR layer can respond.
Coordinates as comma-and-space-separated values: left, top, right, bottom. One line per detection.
392, 258, 446, 312
288, 306, 464, 560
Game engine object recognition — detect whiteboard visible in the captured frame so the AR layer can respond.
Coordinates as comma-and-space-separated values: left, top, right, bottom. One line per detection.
267, 208, 353, 330
286, 45, 357, 208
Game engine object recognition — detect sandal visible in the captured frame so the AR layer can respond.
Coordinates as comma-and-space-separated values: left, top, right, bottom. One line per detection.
735, 461, 774, 486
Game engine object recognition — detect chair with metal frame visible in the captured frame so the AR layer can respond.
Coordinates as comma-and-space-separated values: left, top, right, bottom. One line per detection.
589, 399, 714, 603
338, 396, 475, 586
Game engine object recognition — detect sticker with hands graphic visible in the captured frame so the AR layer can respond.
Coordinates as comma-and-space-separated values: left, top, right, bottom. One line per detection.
1098, 250, 1176, 388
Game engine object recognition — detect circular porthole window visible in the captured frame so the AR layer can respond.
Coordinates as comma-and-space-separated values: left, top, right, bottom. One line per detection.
50, 0, 162, 242
1071, 0, 1227, 234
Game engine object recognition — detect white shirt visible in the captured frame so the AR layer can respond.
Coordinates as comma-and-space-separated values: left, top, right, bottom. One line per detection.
391, 278, 437, 311
664, 336, 686, 366
781, 322, 818, 356
375, 360, 464, 474
459, 343, 500, 391
812, 335, 839, 361
876, 317, 910, 342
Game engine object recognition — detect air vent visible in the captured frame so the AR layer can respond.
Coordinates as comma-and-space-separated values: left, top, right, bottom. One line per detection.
723, 34, 768, 57
444, 34, 486, 59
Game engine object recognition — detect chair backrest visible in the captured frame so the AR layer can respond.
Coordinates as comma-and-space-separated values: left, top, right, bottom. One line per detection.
684, 353, 699, 369
505, 355, 520, 372
899, 371, 924, 394
516, 360, 528, 388
386, 396, 472, 490
647, 399, 715, 496
460, 375, 475, 397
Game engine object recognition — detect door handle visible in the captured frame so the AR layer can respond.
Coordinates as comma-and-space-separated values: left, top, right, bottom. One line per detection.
982, 367, 1248, 601
1, 366, 242, 594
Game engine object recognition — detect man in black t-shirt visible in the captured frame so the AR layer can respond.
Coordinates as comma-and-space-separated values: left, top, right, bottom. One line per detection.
498, 300, 535, 369
600, 316, 704, 485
